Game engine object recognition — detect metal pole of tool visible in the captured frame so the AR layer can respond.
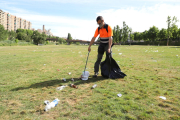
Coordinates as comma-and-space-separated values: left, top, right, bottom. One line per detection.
84, 51, 90, 75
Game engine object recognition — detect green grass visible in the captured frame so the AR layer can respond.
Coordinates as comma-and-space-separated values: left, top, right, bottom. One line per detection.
0, 45, 180, 120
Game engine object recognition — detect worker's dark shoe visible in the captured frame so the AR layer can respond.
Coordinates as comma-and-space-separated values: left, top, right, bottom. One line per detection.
93, 72, 98, 78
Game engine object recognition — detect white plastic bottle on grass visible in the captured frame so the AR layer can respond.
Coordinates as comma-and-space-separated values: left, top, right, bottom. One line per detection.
92, 84, 97, 89
44, 98, 60, 111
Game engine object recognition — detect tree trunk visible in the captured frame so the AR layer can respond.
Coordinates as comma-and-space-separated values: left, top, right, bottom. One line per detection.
167, 37, 169, 46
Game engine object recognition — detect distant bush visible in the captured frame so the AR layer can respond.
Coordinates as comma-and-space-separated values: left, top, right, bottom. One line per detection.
0, 40, 33, 46
58, 38, 66, 44
15, 39, 19, 43
62, 41, 67, 45
0, 40, 16, 46
18, 42, 32, 46
127, 40, 180, 46
46, 42, 56, 45
76, 42, 80, 45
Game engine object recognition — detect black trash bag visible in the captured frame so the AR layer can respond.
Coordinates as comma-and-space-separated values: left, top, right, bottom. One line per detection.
100, 52, 127, 79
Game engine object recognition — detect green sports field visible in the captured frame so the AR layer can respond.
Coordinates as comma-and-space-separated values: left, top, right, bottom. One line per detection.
0, 45, 179, 120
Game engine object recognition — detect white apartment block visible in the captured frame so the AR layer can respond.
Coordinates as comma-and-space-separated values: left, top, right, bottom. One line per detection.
0, 9, 32, 31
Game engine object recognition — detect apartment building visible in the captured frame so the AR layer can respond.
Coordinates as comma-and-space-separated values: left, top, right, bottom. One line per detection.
0, 9, 5, 28
28, 22, 32, 30
0, 9, 32, 31
14, 16, 20, 31
20, 18, 24, 29
1, 9, 53, 36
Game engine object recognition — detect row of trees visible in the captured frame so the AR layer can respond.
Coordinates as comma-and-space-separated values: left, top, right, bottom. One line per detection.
113, 21, 132, 44
112, 16, 180, 46
0, 24, 66, 45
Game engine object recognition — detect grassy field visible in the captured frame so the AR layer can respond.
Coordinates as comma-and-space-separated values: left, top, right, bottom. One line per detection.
0, 45, 180, 120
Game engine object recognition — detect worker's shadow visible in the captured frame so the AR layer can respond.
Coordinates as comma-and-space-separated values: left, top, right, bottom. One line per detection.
10, 76, 107, 91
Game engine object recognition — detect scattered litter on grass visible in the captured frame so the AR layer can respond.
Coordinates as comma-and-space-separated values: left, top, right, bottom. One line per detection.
153, 60, 157, 62
57, 69, 60, 71
62, 78, 66, 81
44, 98, 60, 111
44, 64, 46, 66
68, 72, 71, 75
117, 93, 122, 97
56, 85, 67, 91
44, 100, 50, 105
92, 84, 97, 89
117, 61, 119, 62
71, 78, 74, 82
176, 55, 178, 57
81, 71, 89, 80
71, 84, 78, 89
159, 96, 166, 100
119, 53, 122, 55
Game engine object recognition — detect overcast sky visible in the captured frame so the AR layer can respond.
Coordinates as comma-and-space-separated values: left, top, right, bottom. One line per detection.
0, 0, 180, 40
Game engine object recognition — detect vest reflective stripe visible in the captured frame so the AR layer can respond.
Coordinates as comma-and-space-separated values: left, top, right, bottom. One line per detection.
100, 37, 109, 43
100, 41, 109, 43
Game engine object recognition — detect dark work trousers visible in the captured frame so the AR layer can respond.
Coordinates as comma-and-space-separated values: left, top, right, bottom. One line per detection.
94, 43, 112, 73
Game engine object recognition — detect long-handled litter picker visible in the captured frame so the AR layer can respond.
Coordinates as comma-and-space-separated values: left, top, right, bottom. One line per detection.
81, 51, 90, 80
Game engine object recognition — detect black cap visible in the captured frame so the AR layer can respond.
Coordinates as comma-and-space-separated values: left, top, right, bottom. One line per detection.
96, 16, 104, 22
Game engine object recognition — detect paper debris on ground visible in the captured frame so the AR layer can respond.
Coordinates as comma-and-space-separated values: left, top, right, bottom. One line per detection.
159, 96, 166, 100
56, 85, 67, 90
117, 93, 122, 97
62, 78, 66, 81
